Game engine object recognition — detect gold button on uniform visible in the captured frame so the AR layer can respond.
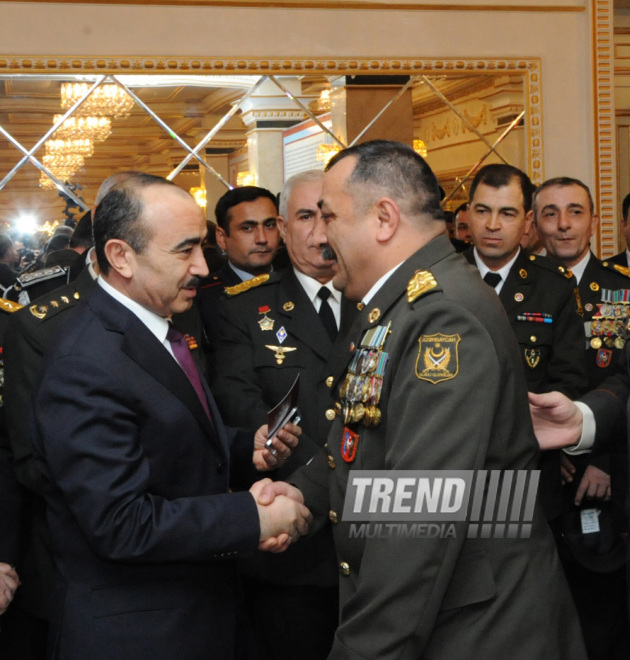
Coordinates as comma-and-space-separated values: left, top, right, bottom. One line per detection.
325, 408, 336, 421
327, 454, 336, 469
329, 510, 338, 524
326, 376, 334, 388
339, 562, 350, 576
530, 335, 537, 343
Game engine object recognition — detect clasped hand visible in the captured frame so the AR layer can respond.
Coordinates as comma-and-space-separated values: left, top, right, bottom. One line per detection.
249, 479, 312, 553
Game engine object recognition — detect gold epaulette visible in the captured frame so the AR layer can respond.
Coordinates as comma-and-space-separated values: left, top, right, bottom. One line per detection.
611, 263, 630, 279
407, 270, 438, 303
224, 273, 270, 296
0, 298, 22, 313
528, 254, 573, 279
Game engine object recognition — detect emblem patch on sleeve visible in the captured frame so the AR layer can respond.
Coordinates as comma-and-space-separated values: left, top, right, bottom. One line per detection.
415, 333, 460, 384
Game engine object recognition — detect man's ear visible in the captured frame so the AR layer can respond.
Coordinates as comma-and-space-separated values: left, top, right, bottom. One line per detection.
524, 209, 534, 235
277, 216, 287, 241
215, 226, 228, 252
374, 197, 400, 243
104, 239, 135, 279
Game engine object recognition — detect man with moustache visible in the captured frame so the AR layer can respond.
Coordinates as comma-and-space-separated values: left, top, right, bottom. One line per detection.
534, 177, 630, 659
197, 186, 281, 347
278, 140, 586, 659
213, 169, 351, 659
30, 174, 311, 660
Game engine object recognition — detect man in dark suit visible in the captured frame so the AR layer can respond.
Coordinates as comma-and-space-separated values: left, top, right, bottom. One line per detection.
197, 185, 281, 346
30, 174, 311, 660
212, 169, 351, 659
534, 177, 630, 658
610, 192, 630, 267
277, 140, 587, 659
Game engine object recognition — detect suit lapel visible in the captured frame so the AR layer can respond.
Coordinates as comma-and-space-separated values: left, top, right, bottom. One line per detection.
88, 286, 223, 456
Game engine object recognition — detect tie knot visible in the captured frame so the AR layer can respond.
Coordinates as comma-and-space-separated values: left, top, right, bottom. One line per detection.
318, 286, 331, 302
166, 323, 185, 343
483, 272, 502, 288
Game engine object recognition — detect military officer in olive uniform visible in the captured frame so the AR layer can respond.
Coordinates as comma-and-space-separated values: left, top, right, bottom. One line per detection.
535, 176, 630, 659
281, 140, 586, 659
212, 170, 357, 660
464, 164, 587, 523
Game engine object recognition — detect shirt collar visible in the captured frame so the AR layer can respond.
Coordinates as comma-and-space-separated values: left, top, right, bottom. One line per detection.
228, 261, 271, 282
362, 262, 404, 305
292, 267, 337, 304
568, 251, 592, 284
97, 276, 170, 346
472, 247, 520, 282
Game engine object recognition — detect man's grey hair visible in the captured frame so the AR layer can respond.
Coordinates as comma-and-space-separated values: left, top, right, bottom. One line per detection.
94, 170, 146, 207
279, 169, 325, 219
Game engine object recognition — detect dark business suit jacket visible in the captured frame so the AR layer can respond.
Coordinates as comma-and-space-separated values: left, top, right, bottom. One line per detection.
31, 284, 260, 660
294, 237, 586, 659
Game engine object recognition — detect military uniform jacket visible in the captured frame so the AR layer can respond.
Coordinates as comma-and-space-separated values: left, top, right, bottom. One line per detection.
197, 262, 243, 349
293, 235, 586, 660
566, 255, 630, 543
466, 248, 587, 397
213, 268, 356, 587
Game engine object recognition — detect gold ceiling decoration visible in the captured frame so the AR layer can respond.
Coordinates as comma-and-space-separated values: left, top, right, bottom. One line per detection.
60, 82, 134, 118
53, 114, 111, 142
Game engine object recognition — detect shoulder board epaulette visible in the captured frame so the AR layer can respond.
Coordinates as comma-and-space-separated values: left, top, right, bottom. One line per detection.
528, 254, 573, 279
28, 291, 80, 321
0, 298, 22, 313
225, 273, 271, 297
407, 270, 438, 303
603, 262, 630, 279
16, 265, 67, 288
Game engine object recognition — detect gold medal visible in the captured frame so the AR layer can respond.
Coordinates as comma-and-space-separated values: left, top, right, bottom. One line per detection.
590, 337, 602, 349
614, 336, 626, 349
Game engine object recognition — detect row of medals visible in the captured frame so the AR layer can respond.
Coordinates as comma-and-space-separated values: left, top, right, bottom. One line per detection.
336, 338, 390, 428
589, 299, 630, 350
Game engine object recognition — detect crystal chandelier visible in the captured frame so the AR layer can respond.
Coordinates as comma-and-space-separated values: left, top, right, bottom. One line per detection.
316, 142, 341, 166
45, 138, 94, 158
413, 139, 428, 158
60, 82, 135, 118
53, 114, 111, 142
190, 186, 207, 209
237, 171, 256, 187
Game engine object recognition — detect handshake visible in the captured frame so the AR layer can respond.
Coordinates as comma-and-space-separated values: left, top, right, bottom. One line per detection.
250, 479, 313, 553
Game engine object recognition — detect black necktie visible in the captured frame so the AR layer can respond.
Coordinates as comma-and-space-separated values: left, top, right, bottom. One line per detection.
318, 287, 338, 341
483, 272, 502, 289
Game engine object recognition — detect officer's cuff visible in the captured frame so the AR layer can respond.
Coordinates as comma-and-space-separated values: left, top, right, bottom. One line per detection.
563, 401, 595, 455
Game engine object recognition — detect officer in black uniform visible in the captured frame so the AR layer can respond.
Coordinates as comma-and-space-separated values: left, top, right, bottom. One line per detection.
196, 185, 281, 350
212, 170, 356, 660
535, 176, 630, 659
464, 164, 587, 525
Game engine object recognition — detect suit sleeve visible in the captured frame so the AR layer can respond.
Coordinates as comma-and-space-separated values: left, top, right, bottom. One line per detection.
328, 300, 510, 659
4, 311, 48, 496
33, 353, 260, 563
